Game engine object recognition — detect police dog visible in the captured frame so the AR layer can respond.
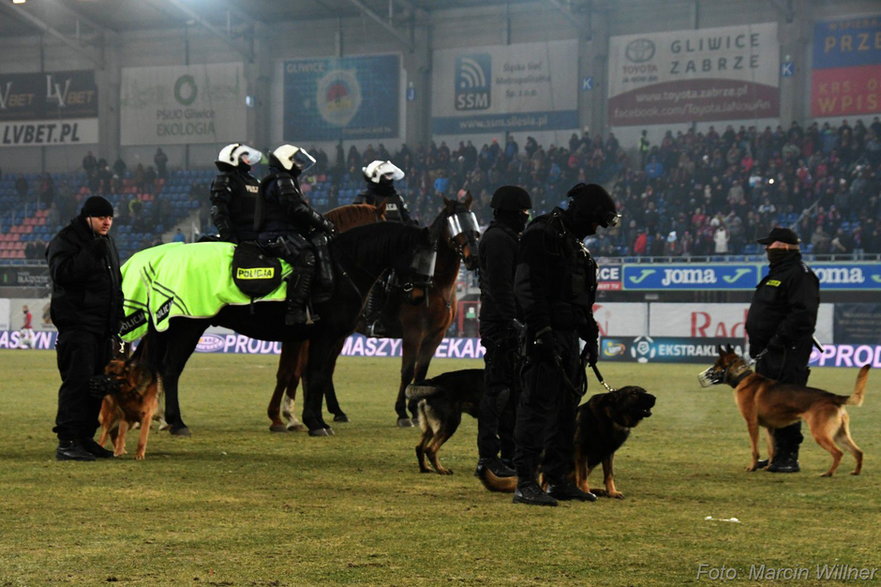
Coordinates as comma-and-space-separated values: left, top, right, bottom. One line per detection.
698, 345, 869, 476
405, 368, 483, 474
96, 353, 162, 460
475, 385, 655, 497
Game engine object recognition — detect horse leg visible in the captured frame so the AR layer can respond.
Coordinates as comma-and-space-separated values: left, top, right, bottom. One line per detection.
156, 323, 205, 437
302, 337, 338, 435
396, 336, 419, 427
326, 381, 349, 422
268, 342, 298, 432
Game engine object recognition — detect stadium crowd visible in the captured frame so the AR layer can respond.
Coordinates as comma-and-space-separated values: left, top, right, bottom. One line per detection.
4, 117, 881, 260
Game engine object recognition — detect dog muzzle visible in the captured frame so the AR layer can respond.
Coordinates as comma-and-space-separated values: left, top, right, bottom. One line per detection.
697, 367, 720, 388
88, 374, 121, 399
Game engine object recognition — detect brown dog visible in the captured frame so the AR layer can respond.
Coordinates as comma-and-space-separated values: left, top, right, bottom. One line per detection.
97, 357, 162, 460
476, 385, 655, 498
698, 345, 869, 476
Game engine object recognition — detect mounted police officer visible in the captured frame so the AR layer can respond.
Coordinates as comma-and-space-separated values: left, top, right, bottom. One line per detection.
512, 183, 619, 506
476, 185, 532, 480
355, 160, 413, 224
210, 143, 263, 243
355, 160, 411, 337
256, 145, 335, 325
746, 226, 820, 473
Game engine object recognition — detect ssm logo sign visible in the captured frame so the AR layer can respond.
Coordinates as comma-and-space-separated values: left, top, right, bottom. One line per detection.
455, 53, 491, 111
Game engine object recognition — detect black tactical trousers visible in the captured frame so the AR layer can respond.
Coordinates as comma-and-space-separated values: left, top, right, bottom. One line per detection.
478, 329, 520, 462
756, 339, 813, 451
54, 330, 112, 441
513, 330, 580, 484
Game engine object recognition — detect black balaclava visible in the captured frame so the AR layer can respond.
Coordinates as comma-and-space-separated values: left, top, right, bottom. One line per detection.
494, 209, 528, 234
768, 248, 799, 266
368, 179, 396, 197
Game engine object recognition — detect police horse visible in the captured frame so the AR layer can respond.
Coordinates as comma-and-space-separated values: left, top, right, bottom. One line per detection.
132, 220, 433, 436
270, 194, 481, 429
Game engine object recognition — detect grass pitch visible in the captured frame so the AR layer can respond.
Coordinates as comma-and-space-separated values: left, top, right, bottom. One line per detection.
0, 350, 879, 586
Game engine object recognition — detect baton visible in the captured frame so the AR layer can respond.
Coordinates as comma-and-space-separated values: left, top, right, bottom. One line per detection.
812, 336, 824, 352
590, 363, 617, 392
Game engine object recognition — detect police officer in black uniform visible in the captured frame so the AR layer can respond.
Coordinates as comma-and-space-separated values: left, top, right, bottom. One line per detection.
355, 160, 413, 224
210, 143, 262, 243
475, 185, 532, 479
256, 145, 335, 325
512, 183, 619, 506
356, 160, 412, 336
746, 226, 820, 473
47, 195, 122, 461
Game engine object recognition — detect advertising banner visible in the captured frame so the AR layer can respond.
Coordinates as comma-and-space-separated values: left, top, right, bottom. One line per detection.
833, 303, 881, 345
811, 344, 881, 368
597, 264, 623, 291
600, 336, 746, 364
283, 54, 400, 141
608, 23, 779, 126
593, 302, 646, 337
0, 70, 98, 147
120, 63, 246, 145
811, 15, 881, 118
431, 41, 578, 135
622, 263, 759, 290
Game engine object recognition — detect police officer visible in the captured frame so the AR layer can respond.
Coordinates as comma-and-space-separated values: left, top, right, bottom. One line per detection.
746, 226, 819, 473
356, 160, 411, 336
476, 185, 532, 479
512, 183, 619, 506
256, 145, 335, 325
47, 195, 123, 461
355, 160, 413, 224
210, 143, 263, 243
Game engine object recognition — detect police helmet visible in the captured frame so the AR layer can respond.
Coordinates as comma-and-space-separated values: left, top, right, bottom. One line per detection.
490, 185, 532, 211
216, 143, 262, 168
566, 183, 620, 228
363, 160, 405, 184
270, 144, 316, 175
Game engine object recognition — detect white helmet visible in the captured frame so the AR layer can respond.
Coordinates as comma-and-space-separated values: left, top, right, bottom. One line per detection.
362, 160, 404, 184
216, 143, 262, 167
270, 144, 316, 175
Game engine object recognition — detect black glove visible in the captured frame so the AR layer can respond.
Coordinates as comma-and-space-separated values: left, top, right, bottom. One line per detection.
584, 336, 598, 366
321, 218, 336, 236
578, 319, 599, 366
531, 327, 558, 362
90, 237, 108, 258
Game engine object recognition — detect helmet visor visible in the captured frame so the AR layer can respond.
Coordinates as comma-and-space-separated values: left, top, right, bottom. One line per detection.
291, 148, 317, 174
238, 146, 263, 167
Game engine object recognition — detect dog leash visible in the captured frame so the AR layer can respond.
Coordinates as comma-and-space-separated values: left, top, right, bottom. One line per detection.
590, 363, 617, 393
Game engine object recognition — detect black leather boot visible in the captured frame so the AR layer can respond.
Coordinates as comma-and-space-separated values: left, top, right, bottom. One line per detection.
513, 481, 558, 507
547, 479, 597, 502
56, 440, 96, 461
285, 272, 316, 325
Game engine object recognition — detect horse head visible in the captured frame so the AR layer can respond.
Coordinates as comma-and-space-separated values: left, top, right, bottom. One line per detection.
439, 191, 480, 271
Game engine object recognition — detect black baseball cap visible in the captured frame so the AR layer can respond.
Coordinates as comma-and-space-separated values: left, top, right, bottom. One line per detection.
757, 226, 800, 245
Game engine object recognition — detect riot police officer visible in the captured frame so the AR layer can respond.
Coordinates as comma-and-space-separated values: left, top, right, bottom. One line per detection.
210, 143, 263, 243
355, 160, 413, 224
746, 227, 820, 473
476, 185, 532, 479
256, 145, 335, 325
512, 183, 619, 506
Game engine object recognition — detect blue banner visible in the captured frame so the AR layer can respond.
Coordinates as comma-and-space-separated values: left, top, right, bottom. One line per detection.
813, 16, 881, 69
622, 264, 759, 290
431, 110, 578, 135
622, 262, 881, 291
283, 54, 400, 141
601, 336, 746, 364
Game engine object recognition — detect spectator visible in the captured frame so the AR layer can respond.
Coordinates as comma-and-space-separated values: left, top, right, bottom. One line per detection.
15, 174, 28, 199
172, 228, 186, 243
154, 148, 168, 179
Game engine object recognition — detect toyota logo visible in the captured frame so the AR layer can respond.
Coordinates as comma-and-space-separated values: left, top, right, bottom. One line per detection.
625, 39, 655, 63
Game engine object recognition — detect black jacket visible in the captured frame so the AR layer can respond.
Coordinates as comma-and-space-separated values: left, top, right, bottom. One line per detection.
46, 216, 123, 336
746, 252, 819, 356
514, 209, 598, 339
354, 186, 413, 224
478, 221, 519, 336
210, 165, 261, 242
256, 171, 332, 239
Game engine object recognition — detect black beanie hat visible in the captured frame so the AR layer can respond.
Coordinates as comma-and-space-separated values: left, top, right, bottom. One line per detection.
81, 196, 114, 218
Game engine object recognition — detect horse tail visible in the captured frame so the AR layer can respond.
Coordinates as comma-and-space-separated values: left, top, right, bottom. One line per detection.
477, 467, 518, 493
847, 365, 871, 406
404, 383, 441, 402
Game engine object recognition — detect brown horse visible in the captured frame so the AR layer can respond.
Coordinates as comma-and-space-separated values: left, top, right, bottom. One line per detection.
266, 202, 385, 431
270, 194, 480, 430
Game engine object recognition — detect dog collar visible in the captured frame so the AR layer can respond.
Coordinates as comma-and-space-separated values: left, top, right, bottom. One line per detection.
727, 362, 752, 386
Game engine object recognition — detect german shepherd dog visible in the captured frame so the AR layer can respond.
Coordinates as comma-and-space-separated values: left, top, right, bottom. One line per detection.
405, 368, 484, 474
477, 385, 655, 497
698, 345, 869, 476
96, 349, 162, 460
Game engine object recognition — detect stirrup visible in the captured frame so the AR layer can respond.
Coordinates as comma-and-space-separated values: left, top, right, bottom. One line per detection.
305, 305, 320, 325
